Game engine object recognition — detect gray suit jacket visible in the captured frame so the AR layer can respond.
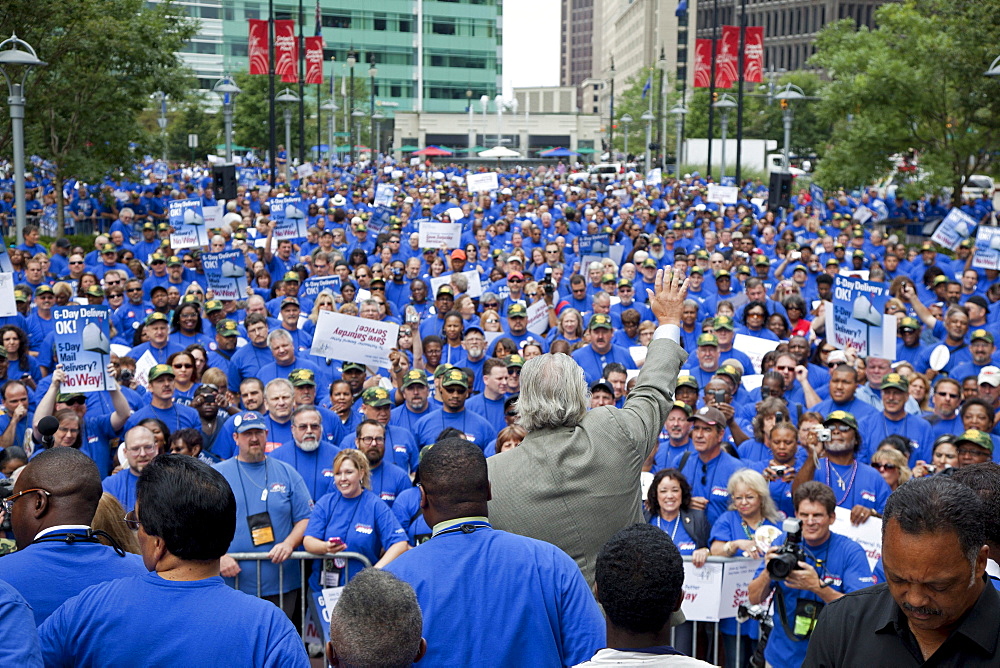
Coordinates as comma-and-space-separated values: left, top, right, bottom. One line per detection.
487, 336, 688, 585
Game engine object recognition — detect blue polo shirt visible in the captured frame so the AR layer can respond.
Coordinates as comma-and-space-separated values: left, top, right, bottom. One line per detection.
414, 408, 497, 450
571, 343, 637, 385
812, 459, 891, 513
679, 450, 746, 525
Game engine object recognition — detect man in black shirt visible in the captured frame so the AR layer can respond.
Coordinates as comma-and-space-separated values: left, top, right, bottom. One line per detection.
804, 476, 999, 666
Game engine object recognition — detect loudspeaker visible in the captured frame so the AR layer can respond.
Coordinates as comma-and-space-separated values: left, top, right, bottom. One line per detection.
768, 171, 793, 210
212, 164, 237, 201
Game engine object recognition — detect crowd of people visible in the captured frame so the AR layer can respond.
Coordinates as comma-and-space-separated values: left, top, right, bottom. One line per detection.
0, 155, 999, 666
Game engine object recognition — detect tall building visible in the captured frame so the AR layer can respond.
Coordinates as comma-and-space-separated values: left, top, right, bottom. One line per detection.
560, 0, 595, 110
694, 0, 888, 72
165, 0, 502, 113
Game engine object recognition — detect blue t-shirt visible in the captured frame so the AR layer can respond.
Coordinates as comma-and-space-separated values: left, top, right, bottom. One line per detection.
37, 573, 309, 667
571, 344, 637, 385
679, 451, 747, 525
812, 459, 891, 513
268, 441, 342, 501
649, 514, 699, 555
710, 511, 780, 638
124, 402, 200, 434
0, 579, 41, 664
101, 469, 140, 511
756, 532, 873, 668
213, 457, 313, 596
304, 488, 406, 589
414, 408, 497, 450
391, 486, 432, 544
339, 426, 420, 474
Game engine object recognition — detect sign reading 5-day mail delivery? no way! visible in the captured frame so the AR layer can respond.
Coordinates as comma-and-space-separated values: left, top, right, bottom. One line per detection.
418, 222, 463, 249
52, 305, 118, 392
310, 311, 399, 368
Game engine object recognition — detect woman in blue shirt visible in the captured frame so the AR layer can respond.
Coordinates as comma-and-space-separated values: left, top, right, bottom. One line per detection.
303, 449, 408, 590
645, 469, 710, 658
709, 469, 782, 668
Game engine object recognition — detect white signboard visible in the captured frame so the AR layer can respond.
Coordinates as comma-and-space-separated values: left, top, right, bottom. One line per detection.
972, 225, 1000, 270
646, 168, 662, 186
133, 351, 158, 390
706, 184, 739, 205
466, 172, 500, 193
680, 562, 725, 622
202, 205, 222, 230
832, 506, 882, 571
732, 333, 780, 374
831, 275, 896, 359
526, 300, 549, 335
0, 273, 16, 317
296, 162, 314, 179
374, 183, 395, 207
719, 559, 763, 620
852, 206, 873, 224
309, 311, 399, 368
931, 208, 976, 252
418, 222, 462, 249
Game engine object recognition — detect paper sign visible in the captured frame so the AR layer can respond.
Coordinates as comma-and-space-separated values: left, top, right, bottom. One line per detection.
169, 199, 209, 250
0, 273, 16, 317
579, 233, 611, 254
973, 226, 1000, 270
52, 306, 118, 392
741, 374, 764, 392
374, 183, 395, 207
680, 562, 725, 622
202, 250, 248, 301
202, 205, 222, 230
302, 275, 343, 300
733, 333, 780, 374
707, 184, 739, 204
418, 222, 462, 249
0, 248, 13, 274
832, 506, 882, 571
297, 162, 314, 179
719, 559, 763, 620
270, 196, 309, 240
429, 270, 483, 299
852, 206, 873, 224
931, 208, 976, 252
446, 207, 465, 222
309, 311, 399, 368
466, 172, 499, 193
133, 351, 157, 390
629, 346, 648, 366
646, 168, 662, 186
526, 299, 549, 335
831, 275, 896, 359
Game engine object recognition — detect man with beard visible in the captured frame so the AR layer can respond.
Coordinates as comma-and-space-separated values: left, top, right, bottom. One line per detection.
390, 369, 436, 434
462, 326, 488, 393
353, 419, 411, 507
288, 368, 344, 448
811, 364, 882, 452
649, 401, 694, 472
340, 387, 419, 474
414, 368, 496, 449
270, 405, 342, 501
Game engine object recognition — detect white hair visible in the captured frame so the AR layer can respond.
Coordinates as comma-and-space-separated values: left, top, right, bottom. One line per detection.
517, 353, 589, 432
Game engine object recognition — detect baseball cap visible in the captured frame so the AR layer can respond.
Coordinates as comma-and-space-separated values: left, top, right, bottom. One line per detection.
601, 273, 617, 284
283, 271, 301, 283
697, 333, 719, 347
433, 364, 455, 379
57, 392, 85, 403
618, 278, 633, 288
102, 243, 117, 254
35, 284, 54, 295
148, 364, 175, 382
145, 312, 169, 325
590, 379, 615, 396
507, 271, 525, 281
451, 249, 467, 261
880, 373, 909, 393
150, 254, 166, 264
508, 303, 528, 318
505, 354, 525, 369
824, 410, 859, 432
669, 400, 693, 417
204, 299, 224, 313
688, 406, 726, 426
12, 289, 27, 303
402, 369, 429, 388
216, 319, 239, 337
234, 411, 267, 433
714, 316, 735, 331
966, 296, 991, 314
970, 329, 994, 345
441, 368, 469, 389
676, 374, 699, 391
167, 256, 182, 267
86, 285, 105, 298
280, 297, 300, 309
342, 362, 366, 373
716, 364, 741, 383
436, 284, 455, 297
898, 316, 920, 331
979, 366, 1000, 388
289, 369, 316, 387
362, 386, 392, 406
589, 314, 613, 330
641, 258, 658, 269
955, 429, 994, 454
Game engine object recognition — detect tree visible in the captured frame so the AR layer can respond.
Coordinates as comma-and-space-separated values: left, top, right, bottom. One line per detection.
167, 99, 221, 162
0, 0, 198, 234
809, 0, 1000, 202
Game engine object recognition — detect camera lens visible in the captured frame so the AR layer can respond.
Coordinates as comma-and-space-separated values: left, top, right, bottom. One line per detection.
766, 552, 800, 580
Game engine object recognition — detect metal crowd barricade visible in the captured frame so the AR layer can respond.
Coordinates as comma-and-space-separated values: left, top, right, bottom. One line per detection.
228, 551, 372, 643
676, 555, 765, 668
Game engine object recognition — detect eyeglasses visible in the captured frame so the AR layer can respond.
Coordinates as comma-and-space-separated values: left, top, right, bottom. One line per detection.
123, 509, 142, 531
358, 436, 386, 445
873, 463, 897, 471
108, 293, 123, 299
958, 447, 990, 458
127, 287, 143, 293
70, 260, 84, 265
505, 410, 518, 417
828, 423, 853, 433
2, 488, 50, 515
747, 312, 766, 318
935, 391, 959, 399
509, 278, 523, 283
126, 443, 158, 455
525, 292, 537, 298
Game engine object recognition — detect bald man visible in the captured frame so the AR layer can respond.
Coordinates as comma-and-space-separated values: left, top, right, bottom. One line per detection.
0, 448, 145, 625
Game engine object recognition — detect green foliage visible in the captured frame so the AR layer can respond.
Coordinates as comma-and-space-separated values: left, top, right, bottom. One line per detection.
0, 0, 198, 234
167, 99, 221, 161
809, 0, 1000, 201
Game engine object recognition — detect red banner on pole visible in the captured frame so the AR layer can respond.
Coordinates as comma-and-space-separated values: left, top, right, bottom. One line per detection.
248, 19, 269, 75
304, 36, 324, 85
694, 39, 713, 88
717, 26, 739, 89
274, 19, 298, 83
744, 27, 765, 83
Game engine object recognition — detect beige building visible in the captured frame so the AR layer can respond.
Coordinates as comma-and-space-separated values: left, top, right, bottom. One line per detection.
513, 86, 580, 114
392, 111, 603, 156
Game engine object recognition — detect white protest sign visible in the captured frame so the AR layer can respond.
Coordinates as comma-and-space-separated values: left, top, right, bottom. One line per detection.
374, 183, 395, 207
629, 346, 648, 366
831, 275, 896, 359
526, 299, 549, 335
832, 506, 882, 571
418, 222, 462, 249
297, 162, 314, 179
931, 208, 976, 251
168, 199, 209, 250
973, 226, 1000, 270
707, 184, 739, 204
446, 207, 465, 222
852, 206, 873, 224
133, 351, 158, 390
741, 374, 764, 392
429, 270, 483, 299
680, 562, 725, 622
466, 172, 499, 193
646, 168, 662, 186
309, 311, 398, 368
52, 306, 117, 392
0, 273, 16, 317
202, 205, 222, 230
732, 333, 780, 374
719, 559, 763, 620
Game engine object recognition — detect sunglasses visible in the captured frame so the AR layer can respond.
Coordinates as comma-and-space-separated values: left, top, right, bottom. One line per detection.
873, 463, 897, 471
173, 363, 193, 369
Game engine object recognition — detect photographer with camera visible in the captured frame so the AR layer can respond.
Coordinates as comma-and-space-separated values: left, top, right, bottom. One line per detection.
748, 481, 873, 668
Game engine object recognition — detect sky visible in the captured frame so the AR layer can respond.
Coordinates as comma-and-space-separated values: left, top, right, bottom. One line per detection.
501, 0, 561, 97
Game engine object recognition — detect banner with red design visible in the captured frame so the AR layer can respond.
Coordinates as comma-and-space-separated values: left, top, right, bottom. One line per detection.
694, 39, 713, 88
716, 26, 739, 88
305, 36, 324, 84
248, 19, 269, 75
744, 27, 764, 83
274, 20, 298, 83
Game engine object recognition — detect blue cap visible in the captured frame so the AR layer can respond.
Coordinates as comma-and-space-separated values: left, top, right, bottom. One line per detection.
234, 411, 267, 433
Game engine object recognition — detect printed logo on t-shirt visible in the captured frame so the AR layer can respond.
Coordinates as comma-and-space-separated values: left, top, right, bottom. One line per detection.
268, 483, 288, 494
676, 541, 696, 552
322, 468, 334, 478
355, 523, 373, 535
393, 445, 407, 455
860, 490, 876, 503
711, 486, 729, 498
464, 433, 476, 442
379, 492, 396, 503
821, 574, 843, 588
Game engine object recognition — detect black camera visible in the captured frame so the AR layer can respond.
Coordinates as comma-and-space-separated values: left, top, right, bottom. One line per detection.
712, 389, 728, 404
119, 369, 133, 387
0, 477, 14, 532
766, 518, 806, 580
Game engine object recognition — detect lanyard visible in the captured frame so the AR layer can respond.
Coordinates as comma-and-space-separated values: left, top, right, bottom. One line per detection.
236, 459, 269, 509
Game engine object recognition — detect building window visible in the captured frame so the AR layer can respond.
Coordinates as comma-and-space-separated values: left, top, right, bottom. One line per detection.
201, 5, 219, 19
322, 14, 351, 28
374, 15, 387, 30
399, 18, 413, 32
230, 42, 248, 57
432, 20, 456, 35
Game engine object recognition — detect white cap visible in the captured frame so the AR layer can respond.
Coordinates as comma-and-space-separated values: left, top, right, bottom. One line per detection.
979, 366, 1000, 388
827, 350, 848, 366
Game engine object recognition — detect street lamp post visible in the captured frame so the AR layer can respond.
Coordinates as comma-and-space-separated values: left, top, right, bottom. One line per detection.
480, 95, 489, 146
774, 84, 806, 171
347, 46, 357, 163
609, 55, 615, 159
641, 110, 655, 172
352, 109, 365, 158
368, 54, 377, 153
620, 114, 632, 158
670, 106, 688, 173
320, 99, 338, 164
466, 89, 474, 150
372, 111, 385, 155
0, 34, 46, 245
711, 93, 738, 180
495, 94, 504, 148
154, 92, 168, 162
276, 88, 300, 182
213, 74, 241, 163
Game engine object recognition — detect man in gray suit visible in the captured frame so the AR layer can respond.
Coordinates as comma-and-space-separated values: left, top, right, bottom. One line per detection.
488, 268, 689, 585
